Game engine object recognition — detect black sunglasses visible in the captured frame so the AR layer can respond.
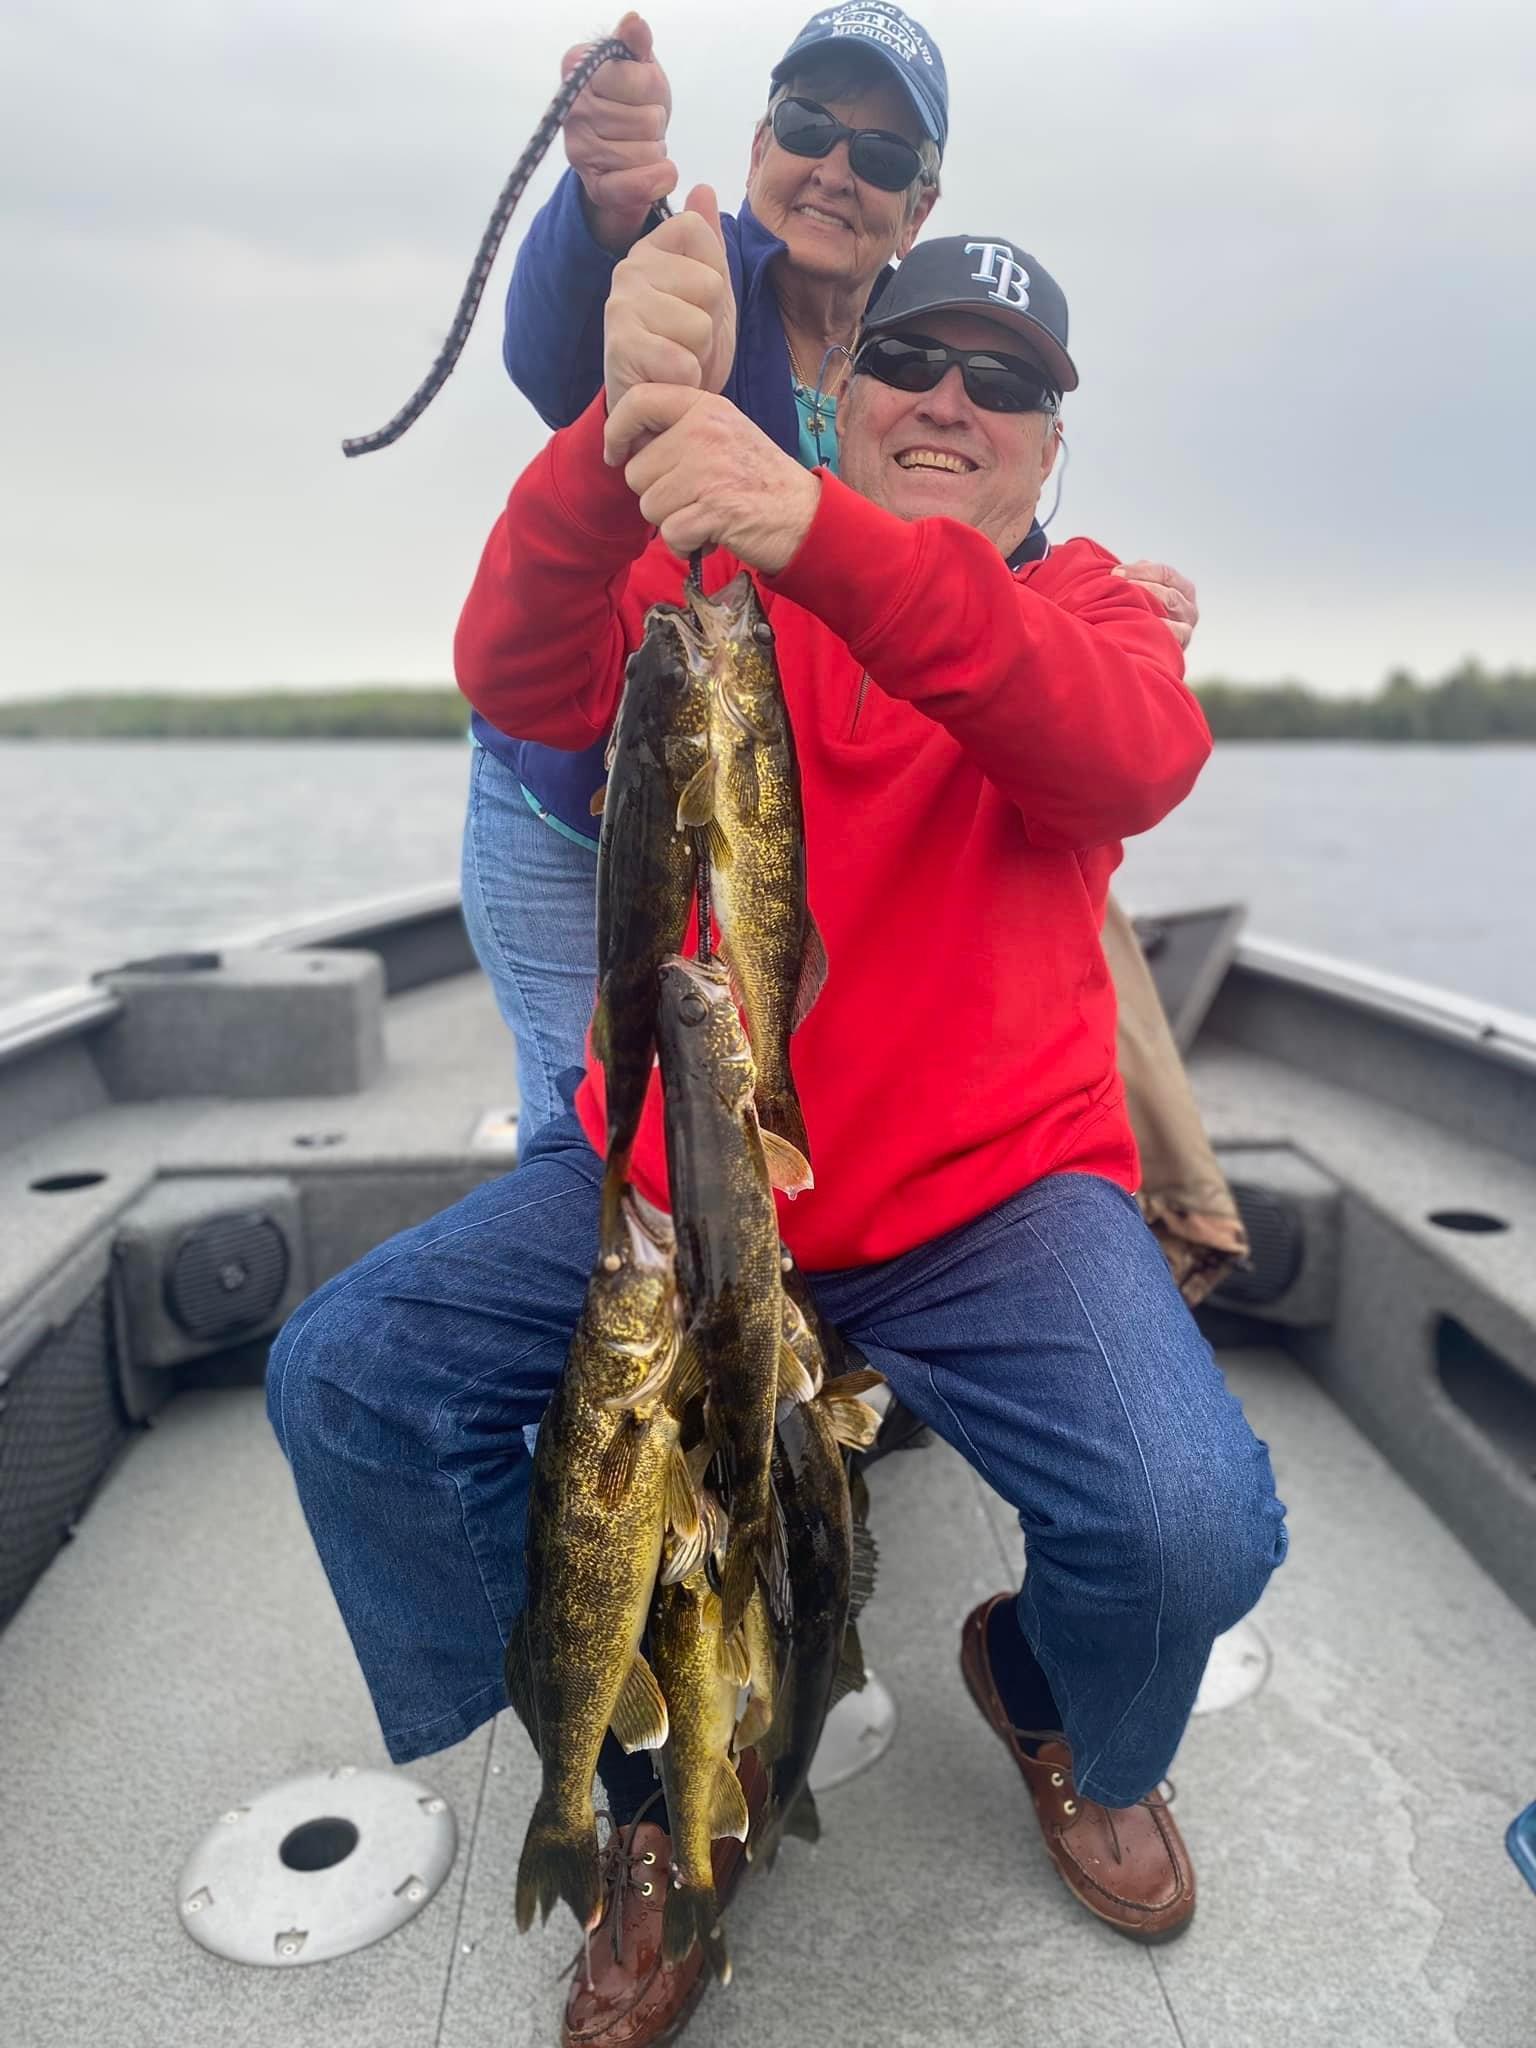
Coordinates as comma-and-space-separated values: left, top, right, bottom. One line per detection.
853, 332, 1060, 415
770, 96, 929, 194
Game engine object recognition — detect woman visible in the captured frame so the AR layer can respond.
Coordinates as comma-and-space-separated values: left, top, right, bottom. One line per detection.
463, 9, 1238, 1300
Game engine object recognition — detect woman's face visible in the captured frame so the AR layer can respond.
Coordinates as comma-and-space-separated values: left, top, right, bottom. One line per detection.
746, 72, 938, 294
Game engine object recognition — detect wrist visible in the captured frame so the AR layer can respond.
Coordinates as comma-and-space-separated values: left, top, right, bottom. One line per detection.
578, 181, 649, 256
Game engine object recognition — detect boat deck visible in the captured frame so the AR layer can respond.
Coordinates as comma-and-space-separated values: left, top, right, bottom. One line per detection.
3, 1354, 1533, 2044
3, 957, 1535, 2045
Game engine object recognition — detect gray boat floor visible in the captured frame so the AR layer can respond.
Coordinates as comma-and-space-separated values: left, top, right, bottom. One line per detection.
3, 1342, 1533, 2047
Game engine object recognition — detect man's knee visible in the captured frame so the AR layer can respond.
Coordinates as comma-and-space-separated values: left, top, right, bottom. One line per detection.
1147, 1444, 1287, 1641
266, 1263, 393, 1463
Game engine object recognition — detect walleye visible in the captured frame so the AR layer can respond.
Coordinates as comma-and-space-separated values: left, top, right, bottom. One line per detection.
656, 954, 813, 1635
677, 574, 826, 1196
754, 1282, 883, 1862
508, 1195, 699, 1934
651, 1502, 750, 1981
592, 604, 714, 1251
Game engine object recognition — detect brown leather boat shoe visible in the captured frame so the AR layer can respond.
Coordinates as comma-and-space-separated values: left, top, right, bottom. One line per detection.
960, 1594, 1196, 1943
561, 1752, 768, 2048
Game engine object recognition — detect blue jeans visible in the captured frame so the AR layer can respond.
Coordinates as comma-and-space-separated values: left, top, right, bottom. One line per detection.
460, 741, 598, 1137
268, 1102, 1286, 1808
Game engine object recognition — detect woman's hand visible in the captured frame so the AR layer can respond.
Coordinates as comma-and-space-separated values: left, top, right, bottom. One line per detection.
562, 13, 678, 253
1115, 561, 1200, 650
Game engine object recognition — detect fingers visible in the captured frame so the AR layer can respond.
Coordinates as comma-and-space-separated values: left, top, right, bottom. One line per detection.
684, 184, 723, 246
1114, 558, 1200, 648
612, 11, 653, 63
585, 158, 680, 219
604, 382, 708, 468
562, 29, 668, 109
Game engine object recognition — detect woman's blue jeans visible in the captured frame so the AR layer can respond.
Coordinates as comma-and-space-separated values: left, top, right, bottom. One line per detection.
268, 1103, 1287, 1809
460, 741, 598, 1137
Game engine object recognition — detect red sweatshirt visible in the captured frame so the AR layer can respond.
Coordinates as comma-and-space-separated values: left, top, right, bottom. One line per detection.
456, 395, 1211, 1270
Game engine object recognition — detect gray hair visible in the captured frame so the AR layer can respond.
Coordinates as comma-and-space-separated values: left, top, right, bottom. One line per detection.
761, 72, 941, 219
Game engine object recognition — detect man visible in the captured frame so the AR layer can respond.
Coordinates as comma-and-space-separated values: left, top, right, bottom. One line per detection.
270, 201, 1286, 2047
470, 6, 1249, 1306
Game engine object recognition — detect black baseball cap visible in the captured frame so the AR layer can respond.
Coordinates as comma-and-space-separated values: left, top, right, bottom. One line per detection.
862, 235, 1079, 394
771, 4, 948, 155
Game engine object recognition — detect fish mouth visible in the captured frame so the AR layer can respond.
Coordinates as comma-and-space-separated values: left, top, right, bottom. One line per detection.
681, 571, 759, 649
661, 954, 734, 1005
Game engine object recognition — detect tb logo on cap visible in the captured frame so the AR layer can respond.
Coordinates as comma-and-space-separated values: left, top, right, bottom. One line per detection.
966, 241, 1031, 311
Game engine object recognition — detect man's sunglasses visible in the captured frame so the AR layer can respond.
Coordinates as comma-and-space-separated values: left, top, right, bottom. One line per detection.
770, 96, 930, 193
853, 333, 1061, 416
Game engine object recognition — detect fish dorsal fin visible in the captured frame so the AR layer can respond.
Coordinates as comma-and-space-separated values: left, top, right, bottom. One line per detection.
734, 1691, 773, 1750
611, 1652, 669, 1753
718, 1617, 752, 1690
820, 1393, 881, 1452
669, 1330, 708, 1414
759, 1129, 814, 1195
665, 1445, 701, 1544
503, 1616, 539, 1750
829, 1620, 867, 1709
820, 1366, 885, 1401
710, 1760, 751, 1843
589, 986, 612, 1065
595, 1415, 643, 1507
676, 758, 717, 830
777, 1339, 817, 1407
698, 814, 733, 870
790, 916, 829, 1033
782, 1785, 821, 1844
726, 741, 761, 824
848, 1519, 879, 1623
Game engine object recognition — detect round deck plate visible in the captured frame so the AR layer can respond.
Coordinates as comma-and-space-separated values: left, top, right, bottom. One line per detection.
1191, 1619, 1272, 1714
178, 1767, 457, 1966
809, 1669, 898, 1791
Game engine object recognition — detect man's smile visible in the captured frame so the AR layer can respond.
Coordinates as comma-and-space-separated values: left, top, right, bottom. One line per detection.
894, 446, 978, 473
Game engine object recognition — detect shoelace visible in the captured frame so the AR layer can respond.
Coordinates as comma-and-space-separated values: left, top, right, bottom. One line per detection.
566, 1792, 670, 1994
1010, 1727, 1177, 1866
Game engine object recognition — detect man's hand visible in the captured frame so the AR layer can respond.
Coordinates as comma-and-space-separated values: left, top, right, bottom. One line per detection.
562, 13, 678, 253
606, 386, 821, 574
1115, 561, 1199, 650
603, 186, 737, 419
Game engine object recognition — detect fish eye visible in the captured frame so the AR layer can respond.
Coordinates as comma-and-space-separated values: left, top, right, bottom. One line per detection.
751, 620, 773, 646
679, 992, 709, 1026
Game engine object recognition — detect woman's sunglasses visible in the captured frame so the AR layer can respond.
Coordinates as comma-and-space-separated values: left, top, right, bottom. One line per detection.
770, 96, 929, 194
853, 333, 1061, 416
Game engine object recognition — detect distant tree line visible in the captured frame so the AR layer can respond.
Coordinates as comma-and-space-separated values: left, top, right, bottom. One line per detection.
0, 662, 1532, 741
1194, 661, 1536, 741
0, 689, 469, 740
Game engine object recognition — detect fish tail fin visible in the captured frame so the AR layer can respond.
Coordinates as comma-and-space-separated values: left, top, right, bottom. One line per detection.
515, 1797, 600, 1934
662, 1881, 731, 1980
755, 1087, 814, 1195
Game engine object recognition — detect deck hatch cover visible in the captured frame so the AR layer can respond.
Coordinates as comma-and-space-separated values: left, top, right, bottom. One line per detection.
178, 1766, 457, 1966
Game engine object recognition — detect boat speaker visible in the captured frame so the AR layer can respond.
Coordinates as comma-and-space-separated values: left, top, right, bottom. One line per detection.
1211, 1182, 1304, 1307
111, 1178, 308, 1412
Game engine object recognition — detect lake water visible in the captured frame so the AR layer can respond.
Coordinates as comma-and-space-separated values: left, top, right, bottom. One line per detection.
2, 740, 1532, 1018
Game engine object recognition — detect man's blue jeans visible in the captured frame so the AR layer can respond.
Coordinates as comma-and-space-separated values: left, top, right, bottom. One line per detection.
460, 742, 599, 1138
267, 1103, 1286, 1809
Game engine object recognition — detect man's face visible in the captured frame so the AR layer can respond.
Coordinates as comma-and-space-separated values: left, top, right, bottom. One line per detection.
836, 312, 1061, 554
746, 71, 937, 289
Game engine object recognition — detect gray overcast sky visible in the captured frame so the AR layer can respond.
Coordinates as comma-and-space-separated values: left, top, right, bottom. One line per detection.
2, 0, 1531, 698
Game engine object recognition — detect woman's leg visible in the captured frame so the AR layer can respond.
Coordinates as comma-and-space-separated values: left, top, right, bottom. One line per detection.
460, 742, 599, 1139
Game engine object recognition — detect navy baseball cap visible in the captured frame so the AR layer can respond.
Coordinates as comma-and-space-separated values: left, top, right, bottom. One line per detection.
862, 234, 1079, 393
771, 5, 948, 155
